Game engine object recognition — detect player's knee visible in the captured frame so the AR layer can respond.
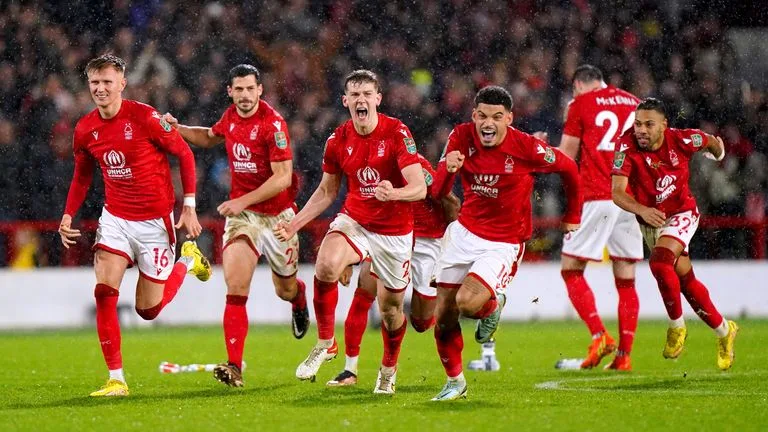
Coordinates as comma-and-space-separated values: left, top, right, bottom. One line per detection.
135, 303, 162, 321
315, 257, 343, 282
410, 314, 435, 333
649, 247, 677, 279
455, 290, 480, 316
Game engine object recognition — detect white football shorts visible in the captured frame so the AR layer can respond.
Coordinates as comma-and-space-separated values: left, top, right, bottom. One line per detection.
561, 200, 643, 262
640, 209, 700, 254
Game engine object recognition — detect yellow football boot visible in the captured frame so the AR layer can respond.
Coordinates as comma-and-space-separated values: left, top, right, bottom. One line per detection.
181, 241, 212, 282
663, 326, 687, 359
89, 379, 129, 397
717, 320, 739, 371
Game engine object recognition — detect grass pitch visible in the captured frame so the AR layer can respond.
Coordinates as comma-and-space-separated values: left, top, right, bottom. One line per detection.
1, 320, 766, 431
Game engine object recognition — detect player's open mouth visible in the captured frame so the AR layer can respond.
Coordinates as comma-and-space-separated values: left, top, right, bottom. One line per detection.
356, 107, 368, 120
637, 135, 650, 146
481, 129, 496, 142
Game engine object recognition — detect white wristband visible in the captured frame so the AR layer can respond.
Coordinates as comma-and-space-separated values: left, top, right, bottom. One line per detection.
183, 196, 196, 208
704, 149, 725, 161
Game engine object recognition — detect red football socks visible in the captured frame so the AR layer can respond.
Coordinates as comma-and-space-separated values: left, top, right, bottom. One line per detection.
468, 296, 497, 320
291, 278, 307, 310
223, 295, 249, 369
94, 284, 122, 370
435, 325, 464, 377
649, 247, 683, 320
615, 277, 639, 354
562, 269, 606, 336
314, 276, 339, 340
344, 288, 375, 357
381, 319, 407, 368
680, 269, 724, 328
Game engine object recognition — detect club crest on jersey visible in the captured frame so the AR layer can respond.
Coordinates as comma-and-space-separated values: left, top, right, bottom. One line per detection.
404, 137, 417, 154
274, 131, 288, 149
356, 166, 381, 198
124, 122, 133, 140
504, 155, 514, 173
669, 149, 679, 167
543, 147, 556, 164
159, 117, 172, 132
422, 168, 433, 186
250, 125, 259, 140
471, 174, 499, 198
232, 143, 257, 173
691, 134, 703, 147
103, 150, 132, 179
613, 152, 626, 169
371, 140, 383, 157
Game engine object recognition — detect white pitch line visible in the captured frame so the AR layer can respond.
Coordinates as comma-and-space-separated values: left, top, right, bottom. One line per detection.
535, 371, 768, 396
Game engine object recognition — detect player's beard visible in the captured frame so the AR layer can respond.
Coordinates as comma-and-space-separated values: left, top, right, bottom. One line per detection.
236, 99, 256, 114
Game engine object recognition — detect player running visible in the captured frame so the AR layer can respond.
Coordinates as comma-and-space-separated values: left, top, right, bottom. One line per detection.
556, 65, 643, 371
275, 70, 426, 394
611, 97, 738, 370
430, 86, 582, 401
163, 64, 307, 388
59, 54, 211, 397
326, 153, 459, 386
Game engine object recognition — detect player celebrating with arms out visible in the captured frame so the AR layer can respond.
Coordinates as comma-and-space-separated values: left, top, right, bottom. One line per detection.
430, 86, 582, 401
611, 98, 738, 370
58, 54, 211, 397
275, 70, 426, 394
557, 65, 643, 371
163, 64, 308, 388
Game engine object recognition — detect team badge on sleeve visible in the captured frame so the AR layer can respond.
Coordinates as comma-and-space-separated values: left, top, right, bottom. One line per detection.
691, 134, 703, 148
404, 137, 417, 154
543, 147, 556, 164
613, 152, 626, 169
274, 131, 288, 149
159, 117, 172, 132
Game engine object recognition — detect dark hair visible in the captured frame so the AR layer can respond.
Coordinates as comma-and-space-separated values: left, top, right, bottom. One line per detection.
572, 64, 603, 84
344, 69, 380, 92
637, 97, 667, 118
474, 86, 513, 111
85, 54, 126, 76
228, 64, 261, 85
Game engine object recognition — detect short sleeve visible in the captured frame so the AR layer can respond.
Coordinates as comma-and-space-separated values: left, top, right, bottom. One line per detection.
562, 98, 582, 138
393, 122, 420, 169
321, 131, 340, 174
210, 110, 228, 137
674, 128, 709, 155
267, 117, 292, 162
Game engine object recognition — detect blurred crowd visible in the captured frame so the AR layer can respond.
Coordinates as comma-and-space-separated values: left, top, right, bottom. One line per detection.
1, 0, 767, 266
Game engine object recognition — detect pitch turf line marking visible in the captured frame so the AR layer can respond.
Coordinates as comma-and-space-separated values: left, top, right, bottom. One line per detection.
535, 371, 768, 395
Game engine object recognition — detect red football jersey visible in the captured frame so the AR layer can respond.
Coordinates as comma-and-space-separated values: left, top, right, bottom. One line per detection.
413, 154, 448, 239
563, 86, 639, 201
435, 123, 582, 244
65, 100, 195, 221
211, 101, 296, 215
322, 114, 420, 235
612, 127, 708, 218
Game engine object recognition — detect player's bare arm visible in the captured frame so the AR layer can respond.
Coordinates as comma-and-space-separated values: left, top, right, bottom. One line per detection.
611, 174, 666, 228
218, 160, 293, 217
439, 192, 461, 223
558, 134, 581, 160
375, 163, 426, 202
162, 113, 223, 148
703, 134, 726, 161
274, 172, 342, 242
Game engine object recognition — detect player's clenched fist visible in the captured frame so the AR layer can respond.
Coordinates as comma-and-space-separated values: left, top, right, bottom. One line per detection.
445, 150, 465, 173
162, 113, 179, 129
58, 214, 81, 249
274, 220, 296, 242
374, 180, 396, 201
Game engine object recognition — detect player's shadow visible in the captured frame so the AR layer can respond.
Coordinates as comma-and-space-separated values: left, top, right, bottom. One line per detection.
2, 383, 293, 411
